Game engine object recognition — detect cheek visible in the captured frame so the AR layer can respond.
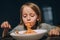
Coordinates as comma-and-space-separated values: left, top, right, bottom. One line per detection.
31, 17, 37, 26
31, 17, 37, 22
22, 17, 27, 23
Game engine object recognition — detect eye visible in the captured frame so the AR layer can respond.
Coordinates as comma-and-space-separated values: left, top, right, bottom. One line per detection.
23, 14, 27, 18
30, 14, 35, 17
31, 15, 34, 17
23, 15, 27, 18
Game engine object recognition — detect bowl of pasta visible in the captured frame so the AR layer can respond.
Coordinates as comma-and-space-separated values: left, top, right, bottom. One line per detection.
10, 29, 47, 40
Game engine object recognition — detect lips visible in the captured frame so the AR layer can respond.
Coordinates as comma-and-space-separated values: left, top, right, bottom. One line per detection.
25, 22, 32, 27
27, 22, 31, 26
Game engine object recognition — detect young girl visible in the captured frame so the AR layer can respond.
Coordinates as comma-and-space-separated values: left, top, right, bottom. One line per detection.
1, 2, 60, 37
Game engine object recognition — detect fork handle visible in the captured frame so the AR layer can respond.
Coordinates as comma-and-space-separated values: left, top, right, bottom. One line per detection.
2, 28, 9, 38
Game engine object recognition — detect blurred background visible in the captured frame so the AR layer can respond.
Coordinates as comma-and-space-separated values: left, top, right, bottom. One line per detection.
0, 0, 60, 36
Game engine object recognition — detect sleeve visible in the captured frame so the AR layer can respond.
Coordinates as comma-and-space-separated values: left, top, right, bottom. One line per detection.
40, 23, 56, 31
9, 25, 24, 33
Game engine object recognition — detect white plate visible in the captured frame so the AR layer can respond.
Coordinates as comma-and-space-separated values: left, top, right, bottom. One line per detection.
10, 29, 47, 40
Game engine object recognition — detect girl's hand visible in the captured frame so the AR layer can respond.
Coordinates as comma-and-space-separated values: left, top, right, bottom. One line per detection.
1, 21, 11, 29
48, 27, 60, 36
1, 21, 11, 38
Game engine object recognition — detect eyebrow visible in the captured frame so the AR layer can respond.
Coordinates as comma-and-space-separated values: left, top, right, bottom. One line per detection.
30, 13, 35, 15
22, 13, 27, 15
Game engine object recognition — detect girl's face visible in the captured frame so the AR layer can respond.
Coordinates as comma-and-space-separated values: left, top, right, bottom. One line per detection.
22, 6, 38, 28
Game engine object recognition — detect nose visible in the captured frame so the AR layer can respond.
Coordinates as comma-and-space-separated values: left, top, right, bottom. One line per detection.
27, 16, 31, 21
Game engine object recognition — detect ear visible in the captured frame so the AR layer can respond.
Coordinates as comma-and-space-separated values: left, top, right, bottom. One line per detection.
37, 16, 41, 22
37, 18, 40, 21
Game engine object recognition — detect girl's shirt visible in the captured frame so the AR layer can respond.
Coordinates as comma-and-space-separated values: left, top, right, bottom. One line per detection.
10, 23, 56, 33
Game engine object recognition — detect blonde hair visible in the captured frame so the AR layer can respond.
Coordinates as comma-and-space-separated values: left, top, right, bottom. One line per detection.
20, 2, 41, 24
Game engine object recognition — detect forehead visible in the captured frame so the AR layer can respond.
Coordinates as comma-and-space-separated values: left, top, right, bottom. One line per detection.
22, 6, 35, 14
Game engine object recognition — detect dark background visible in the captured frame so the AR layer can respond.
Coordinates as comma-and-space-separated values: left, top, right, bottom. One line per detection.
0, 0, 60, 36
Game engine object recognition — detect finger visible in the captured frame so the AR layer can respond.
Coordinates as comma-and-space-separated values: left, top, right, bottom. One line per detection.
54, 31, 59, 35
2, 22, 8, 28
48, 30, 53, 36
3, 23, 7, 28
1, 22, 5, 28
1, 24, 4, 28
52, 30, 59, 35
4, 22, 11, 29
1, 23, 6, 28
1, 21, 8, 28
49, 29, 56, 35
9, 24, 11, 29
52, 30, 56, 35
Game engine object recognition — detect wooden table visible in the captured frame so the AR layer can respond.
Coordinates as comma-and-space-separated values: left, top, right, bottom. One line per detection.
46, 36, 60, 40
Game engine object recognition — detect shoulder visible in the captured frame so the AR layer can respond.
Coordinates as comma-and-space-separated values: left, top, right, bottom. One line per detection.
13, 24, 25, 31
9, 24, 25, 33
39, 23, 52, 30
40, 23, 56, 30
40, 23, 51, 26
37, 23, 50, 29
16, 24, 24, 29
16, 24, 24, 27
